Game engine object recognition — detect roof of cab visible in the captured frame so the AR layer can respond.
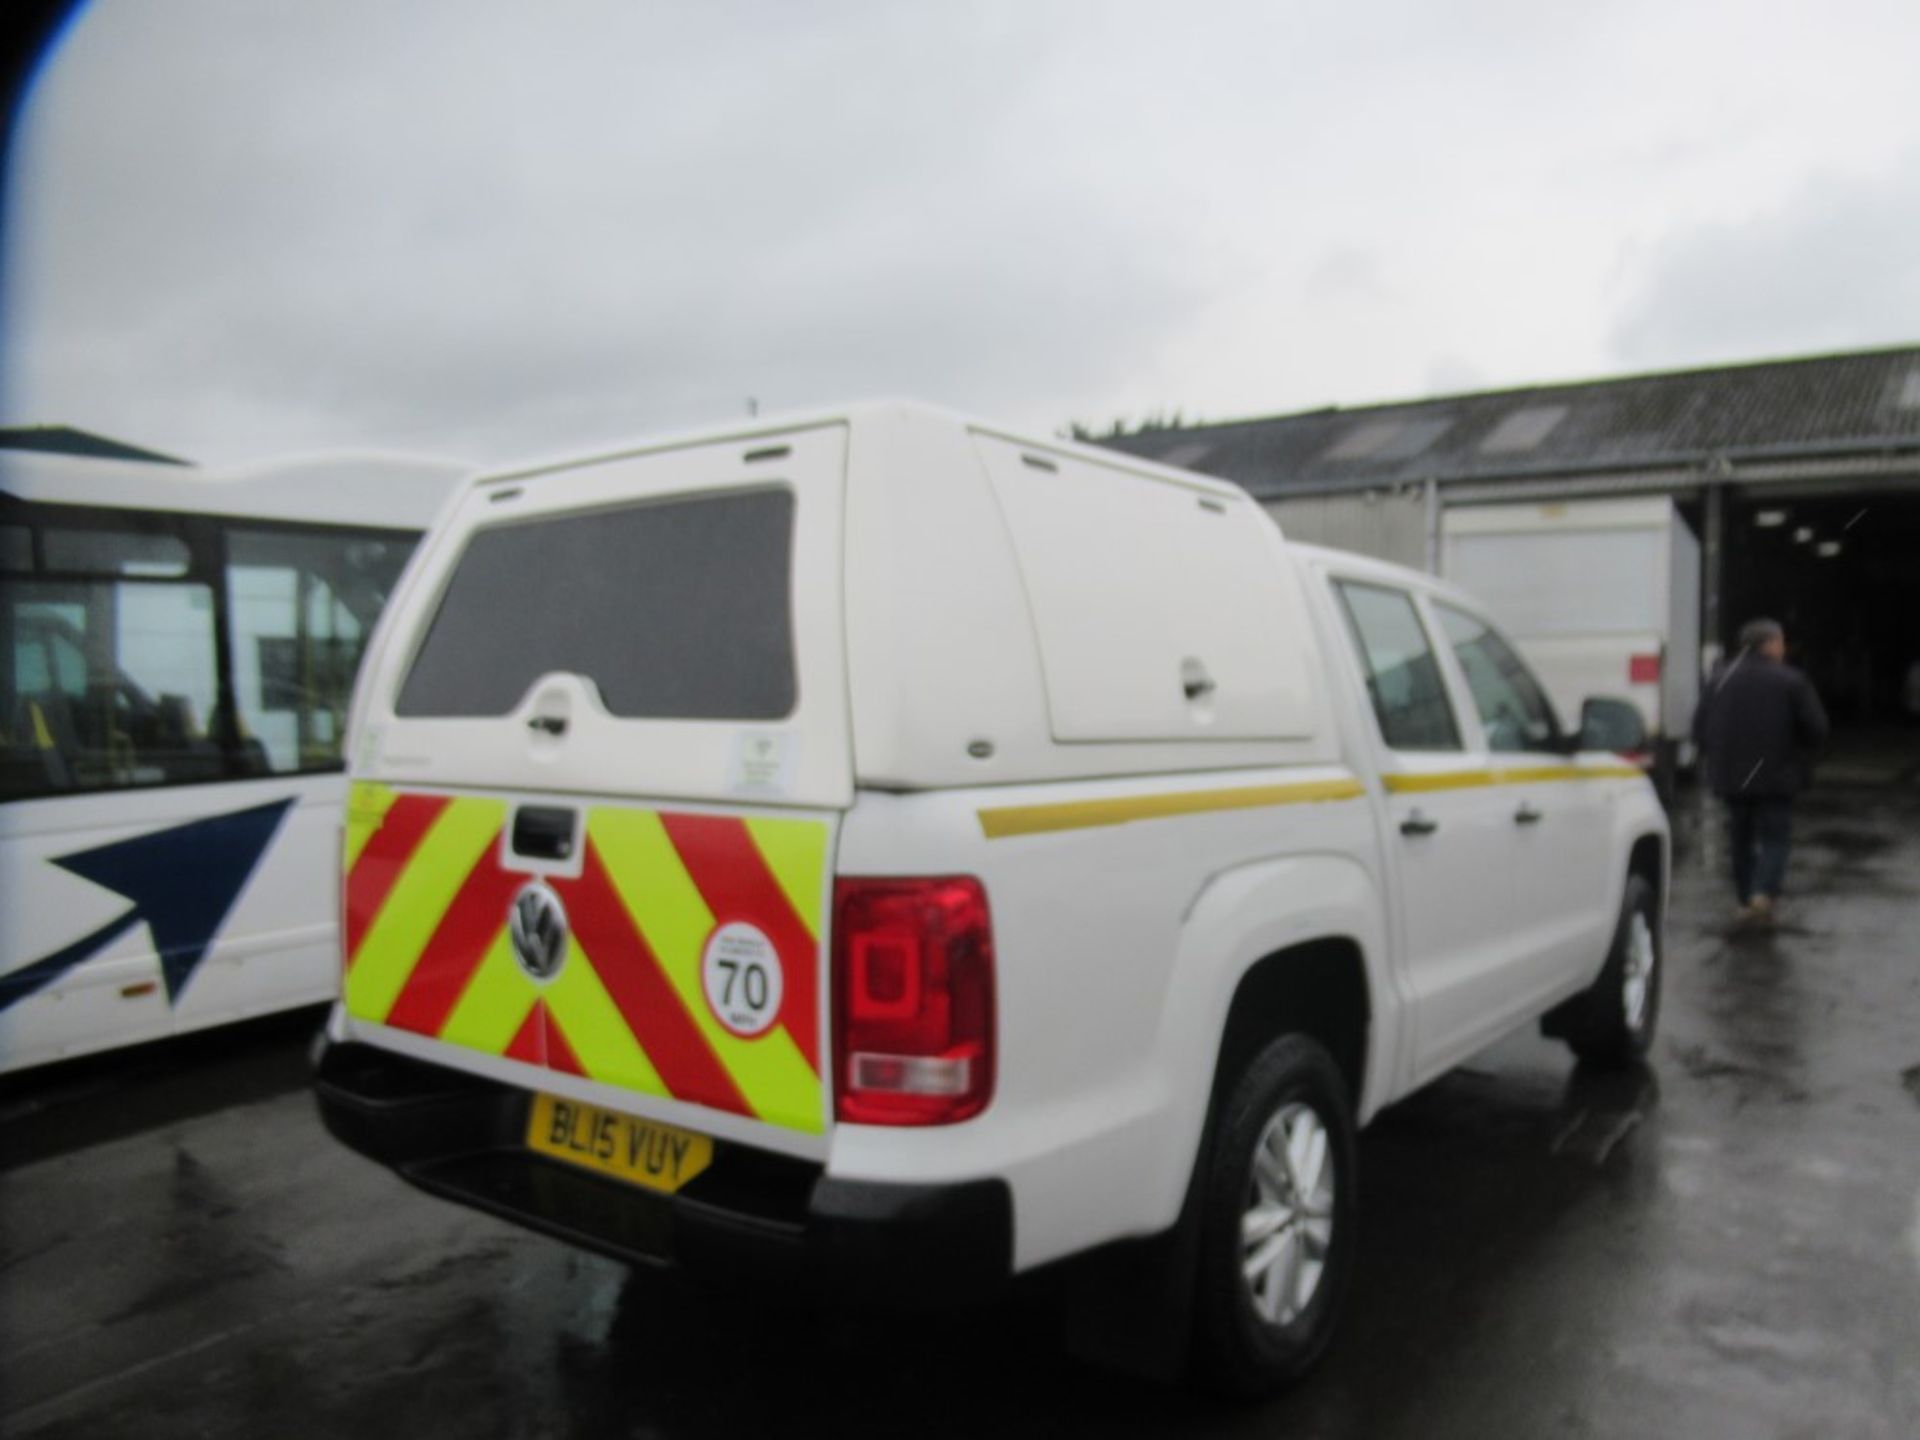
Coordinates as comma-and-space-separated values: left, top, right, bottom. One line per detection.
1288, 538, 1494, 614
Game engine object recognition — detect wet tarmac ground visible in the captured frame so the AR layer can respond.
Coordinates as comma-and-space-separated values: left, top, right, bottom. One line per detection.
3, 785, 1918, 1439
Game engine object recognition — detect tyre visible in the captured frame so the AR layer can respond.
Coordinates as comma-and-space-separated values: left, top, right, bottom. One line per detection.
1553, 872, 1662, 1068
1192, 1034, 1357, 1396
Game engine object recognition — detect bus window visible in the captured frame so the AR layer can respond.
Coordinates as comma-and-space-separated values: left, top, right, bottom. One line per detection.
3, 509, 418, 795
4, 576, 222, 798
42, 526, 191, 577
225, 527, 414, 774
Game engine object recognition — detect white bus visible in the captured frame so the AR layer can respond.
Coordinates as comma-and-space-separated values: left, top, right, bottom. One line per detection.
1, 447, 467, 1072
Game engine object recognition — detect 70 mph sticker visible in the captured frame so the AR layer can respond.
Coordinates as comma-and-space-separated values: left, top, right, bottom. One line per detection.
701, 922, 784, 1038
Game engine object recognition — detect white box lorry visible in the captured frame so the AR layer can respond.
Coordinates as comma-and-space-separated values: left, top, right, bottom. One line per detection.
315, 403, 1668, 1392
1441, 496, 1701, 785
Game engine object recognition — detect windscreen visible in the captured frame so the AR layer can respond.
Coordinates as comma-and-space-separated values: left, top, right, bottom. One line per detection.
395, 488, 795, 719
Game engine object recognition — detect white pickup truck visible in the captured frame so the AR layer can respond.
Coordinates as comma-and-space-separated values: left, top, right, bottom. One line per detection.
315, 402, 1667, 1393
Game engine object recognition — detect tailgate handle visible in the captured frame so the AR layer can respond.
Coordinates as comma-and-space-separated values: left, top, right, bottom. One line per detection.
512, 806, 577, 861
528, 714, 568, 736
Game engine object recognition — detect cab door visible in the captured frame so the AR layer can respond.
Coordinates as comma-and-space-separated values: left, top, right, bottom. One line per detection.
1324, 577, 1526, 1083
1428, 600, 1614, 988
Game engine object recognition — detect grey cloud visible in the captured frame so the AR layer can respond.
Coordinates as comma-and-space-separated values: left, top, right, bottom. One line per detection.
15, 2, 1920, 464
1611, 161, 1920, 368
1423, 355, 1487, 397
5, 1, 1220, 462
1307, 247, 1387, 297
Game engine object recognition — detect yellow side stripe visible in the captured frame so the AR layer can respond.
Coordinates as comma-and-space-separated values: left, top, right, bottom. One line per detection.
346, 797, 507, 1023
1384, 765, 1649, 794
344, 781, 398, 871
544, 938, 667, 1095
1492, 765, 1589, 784
979, 777, 1367, 840
588, 809, 824, 1133
981, 764, 1649, 835
1382, 770, 1496, 793
440, 931, 537, 1054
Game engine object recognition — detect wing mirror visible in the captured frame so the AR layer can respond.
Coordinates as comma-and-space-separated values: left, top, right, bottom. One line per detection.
1576, 696, 1648, 756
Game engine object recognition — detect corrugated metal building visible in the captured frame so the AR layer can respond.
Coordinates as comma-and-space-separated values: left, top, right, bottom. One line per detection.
1100, 345, 1920, 747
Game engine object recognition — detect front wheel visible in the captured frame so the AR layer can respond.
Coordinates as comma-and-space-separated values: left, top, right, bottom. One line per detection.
1551, 872, 1662, 1068
1192, 1035, 1357, 1396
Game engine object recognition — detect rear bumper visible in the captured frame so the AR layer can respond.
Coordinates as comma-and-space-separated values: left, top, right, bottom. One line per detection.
313, 1038, 1012, 1300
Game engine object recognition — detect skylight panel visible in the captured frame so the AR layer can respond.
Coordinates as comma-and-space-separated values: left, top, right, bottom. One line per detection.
1157, 440, 1217, 468
1324, 417, 1450, 462
1480, 404, 1569, 453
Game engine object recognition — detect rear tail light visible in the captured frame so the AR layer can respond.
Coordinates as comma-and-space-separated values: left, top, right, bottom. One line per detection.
832, 877, 995, 1125
1628, 652, 1662, 684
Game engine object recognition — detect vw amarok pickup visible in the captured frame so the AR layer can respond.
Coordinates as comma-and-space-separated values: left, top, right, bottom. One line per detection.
316, 402, 1668, 1392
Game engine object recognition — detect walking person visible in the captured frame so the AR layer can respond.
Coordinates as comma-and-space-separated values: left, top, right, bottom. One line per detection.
1691, 618, 1830, 928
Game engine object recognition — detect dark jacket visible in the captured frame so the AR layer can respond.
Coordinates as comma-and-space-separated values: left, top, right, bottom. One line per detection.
1691, 653, 1829, 799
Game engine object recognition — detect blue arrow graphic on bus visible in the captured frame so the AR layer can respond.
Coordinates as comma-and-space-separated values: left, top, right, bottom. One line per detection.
0, 798, 296, 1014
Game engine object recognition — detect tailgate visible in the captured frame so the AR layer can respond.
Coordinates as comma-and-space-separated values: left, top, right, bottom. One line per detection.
337, 423, 852, 1159
342, 784, 834, 1154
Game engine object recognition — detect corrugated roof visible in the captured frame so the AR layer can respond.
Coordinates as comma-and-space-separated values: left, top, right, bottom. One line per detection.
1098, 345, 1920, 498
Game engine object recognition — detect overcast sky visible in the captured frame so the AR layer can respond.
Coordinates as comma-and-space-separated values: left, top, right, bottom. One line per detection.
5, 0, 1920, 467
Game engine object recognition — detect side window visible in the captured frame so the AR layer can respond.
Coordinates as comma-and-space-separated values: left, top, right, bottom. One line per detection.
4, 577, 222, 799
2, 506, 420, 800
1333, 581, 1462, 752
1433, 603, 1561, 754
2, 524, 34, 573
226, 526, 416, 774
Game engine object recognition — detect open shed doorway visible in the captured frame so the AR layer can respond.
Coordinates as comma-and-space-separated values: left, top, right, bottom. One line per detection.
1721, 488, 1920, 783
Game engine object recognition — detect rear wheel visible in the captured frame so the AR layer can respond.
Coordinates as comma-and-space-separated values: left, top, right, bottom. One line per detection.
1192, 1034, 1357, 1396
1554, 872, 1662, 1068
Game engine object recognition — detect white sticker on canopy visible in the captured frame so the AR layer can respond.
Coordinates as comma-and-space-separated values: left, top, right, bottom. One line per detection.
701, 922, 784, 1039
727, 730, 798, 798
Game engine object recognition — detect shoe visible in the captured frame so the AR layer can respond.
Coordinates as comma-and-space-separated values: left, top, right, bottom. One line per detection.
1749, 895, 1776, 928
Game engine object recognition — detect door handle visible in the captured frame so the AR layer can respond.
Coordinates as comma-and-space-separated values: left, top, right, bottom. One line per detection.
1514, 803, 1543, 825
1400, 809, 1439, 837
512, 806, 577, 860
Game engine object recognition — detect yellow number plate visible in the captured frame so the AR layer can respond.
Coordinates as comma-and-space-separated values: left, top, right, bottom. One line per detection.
526, 1092, 714, 1195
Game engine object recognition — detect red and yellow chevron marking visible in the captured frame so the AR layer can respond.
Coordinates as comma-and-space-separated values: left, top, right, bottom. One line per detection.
341, 785, 828, 1134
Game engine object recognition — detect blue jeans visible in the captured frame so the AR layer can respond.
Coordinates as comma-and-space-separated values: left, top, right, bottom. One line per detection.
1726, 797, 1793, 903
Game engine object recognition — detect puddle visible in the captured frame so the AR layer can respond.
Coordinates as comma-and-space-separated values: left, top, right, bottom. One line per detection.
1798, 828, 1894, 858
1671, 1041, 1810, 1105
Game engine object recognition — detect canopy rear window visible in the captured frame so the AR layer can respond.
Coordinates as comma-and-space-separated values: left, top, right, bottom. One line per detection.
395, 488, 795, 720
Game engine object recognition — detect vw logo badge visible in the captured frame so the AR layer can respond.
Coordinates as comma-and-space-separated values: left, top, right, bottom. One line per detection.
509, 882, 569, 981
